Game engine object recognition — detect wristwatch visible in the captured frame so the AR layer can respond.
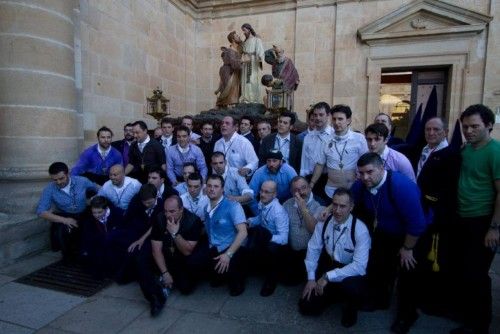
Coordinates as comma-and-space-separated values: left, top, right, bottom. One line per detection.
171, 232, 178, 239
490, 222, 499, 230
225, 251, 234, 259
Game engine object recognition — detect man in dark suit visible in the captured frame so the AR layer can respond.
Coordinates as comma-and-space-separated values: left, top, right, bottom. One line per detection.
111, 122, 135, 167
125, 120, 166, 184
158, 118, 177, 150
240, 116, 258, 153
258, 111, 302, 173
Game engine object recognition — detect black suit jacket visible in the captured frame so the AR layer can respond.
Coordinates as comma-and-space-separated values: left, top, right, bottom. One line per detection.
417, 146, 461, 229
258, 132, 302, 173
128, 139, 166, 183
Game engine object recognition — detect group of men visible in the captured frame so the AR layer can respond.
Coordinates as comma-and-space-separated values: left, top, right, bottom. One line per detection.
37, 103, 499, 334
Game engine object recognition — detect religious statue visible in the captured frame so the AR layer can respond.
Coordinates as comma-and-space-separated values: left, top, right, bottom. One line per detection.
240, 23, 265, 104
261, 45, 299, 112
264, 45, 299, 92
215, 31, 242, 108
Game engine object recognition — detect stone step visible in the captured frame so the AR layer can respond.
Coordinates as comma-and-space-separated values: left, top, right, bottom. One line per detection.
0, 213, 50, 267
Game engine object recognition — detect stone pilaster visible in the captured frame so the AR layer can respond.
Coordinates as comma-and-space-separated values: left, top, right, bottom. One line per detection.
0, 0, 80, 213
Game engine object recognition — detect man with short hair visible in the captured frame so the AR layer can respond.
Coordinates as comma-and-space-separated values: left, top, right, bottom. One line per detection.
144, 195, 205, 316
297, 107, 315, 143
299, 188, 370, 328
98, 164, 141, 211
147, 166, 178, 203
351, 153, 428, 334
247, 180, 289, 296
249, 150, 297, 203
112, 123, 135, 167
37, 162, 98, 262
214, 116, 258, 177
451, 104, 500, 334
180, 173, 209, 222
181, 115, 201, 143
166, 125, 207, 185
374, 113, 405, 148
126, 120, 166, 183
174, 163, 197, 195
258, 111, 302, 173
197, 121, 220, 170
310, 104, 368, 199
239, 116, 258, 152
364, 123, 415, 182
282, 176, 324, 284
72, 126, 123, 185
416, 117, 449, 178
159, 118, 176, 150
210, 151, 254, 206
256, 120, 272, 153
204, 174, 248, 296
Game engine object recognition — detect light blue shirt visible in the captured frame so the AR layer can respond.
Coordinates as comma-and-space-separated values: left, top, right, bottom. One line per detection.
249, 163, 297, 202
248, 198, 289, 245
221, 165, 254, 198
37, 176, 97, 215
175, 182, 188, 195
204, 197, 246, 252
98, 176, 142, 210
273, 134, 290, 165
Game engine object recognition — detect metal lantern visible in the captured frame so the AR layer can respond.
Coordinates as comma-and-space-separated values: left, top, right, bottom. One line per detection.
145, 87, 170, 122
265, 88, 293, 113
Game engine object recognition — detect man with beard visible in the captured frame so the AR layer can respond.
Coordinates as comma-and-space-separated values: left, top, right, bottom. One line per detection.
72, 126, 123, 185
112, 123, 135, 167
249, 150, 297, 203
240, 23, 265, 103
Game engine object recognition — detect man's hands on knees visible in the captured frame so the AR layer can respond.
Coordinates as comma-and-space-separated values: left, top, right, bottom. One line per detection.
302, 280, 317, 301
61, 217, 78, 229
213, 252, 231, 274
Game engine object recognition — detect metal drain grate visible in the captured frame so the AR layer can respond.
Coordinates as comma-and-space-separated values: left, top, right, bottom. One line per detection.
15, 260, 112, 297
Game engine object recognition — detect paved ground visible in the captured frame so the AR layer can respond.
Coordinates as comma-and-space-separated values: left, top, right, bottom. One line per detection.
0, 251, 498, 334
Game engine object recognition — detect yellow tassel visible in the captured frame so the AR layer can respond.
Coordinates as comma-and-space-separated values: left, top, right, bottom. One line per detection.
427, 234, 437, 261
432, 234, 440, 272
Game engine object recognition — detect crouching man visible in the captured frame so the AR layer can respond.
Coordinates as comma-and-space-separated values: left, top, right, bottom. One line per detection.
299, 188, 370, 328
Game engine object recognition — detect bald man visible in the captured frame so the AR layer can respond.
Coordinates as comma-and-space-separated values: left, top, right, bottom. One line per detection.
247, 180, 289, 296
98, 164, 142, 211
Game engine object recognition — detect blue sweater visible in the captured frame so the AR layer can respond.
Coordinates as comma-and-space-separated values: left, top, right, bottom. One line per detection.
71, 144, 123, 176
351, 171, 428, 236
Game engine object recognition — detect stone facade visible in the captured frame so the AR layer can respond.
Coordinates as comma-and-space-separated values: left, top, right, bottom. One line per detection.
0, 0, 499, 215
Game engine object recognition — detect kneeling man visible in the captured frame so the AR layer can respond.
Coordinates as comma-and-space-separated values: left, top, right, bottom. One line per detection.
299, 188, 370, 328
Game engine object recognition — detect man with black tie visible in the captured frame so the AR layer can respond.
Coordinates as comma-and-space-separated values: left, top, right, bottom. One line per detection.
258, 111, 302, 173
125, 120, 166, 184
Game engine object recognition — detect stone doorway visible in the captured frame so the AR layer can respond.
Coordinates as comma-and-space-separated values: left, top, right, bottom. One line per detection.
379, 68, 449, 138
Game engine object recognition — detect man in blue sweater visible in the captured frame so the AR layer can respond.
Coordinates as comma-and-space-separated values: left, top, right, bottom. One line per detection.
351, 153, 428, 334
71, 126, 123, 185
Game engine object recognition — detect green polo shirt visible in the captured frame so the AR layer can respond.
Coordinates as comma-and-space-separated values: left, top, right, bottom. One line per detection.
458, 139, 500, 217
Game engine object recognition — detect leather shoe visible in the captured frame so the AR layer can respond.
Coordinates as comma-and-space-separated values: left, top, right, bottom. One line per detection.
341, 308, 358, 328
229, 282, 245, 296
150, 295, 166, 317
390, 313, 419, 334
260, 280, 277, 297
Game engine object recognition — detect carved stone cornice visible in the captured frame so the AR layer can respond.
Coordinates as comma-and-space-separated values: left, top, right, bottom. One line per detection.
358, 0, 493, 45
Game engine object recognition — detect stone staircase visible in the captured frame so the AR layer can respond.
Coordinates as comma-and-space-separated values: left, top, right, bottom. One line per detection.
0, 213, 50, 267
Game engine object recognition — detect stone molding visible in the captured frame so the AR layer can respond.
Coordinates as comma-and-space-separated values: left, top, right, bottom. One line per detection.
357, 0, 492, 45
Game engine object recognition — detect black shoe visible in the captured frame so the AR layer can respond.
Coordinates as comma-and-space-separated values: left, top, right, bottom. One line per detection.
260, 280, 277, 297
390, 313, 419, 334
341, 308, 358, 328
229, 282, 245, 296
150, 295, 166, 317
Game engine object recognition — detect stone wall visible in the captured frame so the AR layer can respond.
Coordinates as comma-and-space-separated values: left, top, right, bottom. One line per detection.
79, 0, 196, 146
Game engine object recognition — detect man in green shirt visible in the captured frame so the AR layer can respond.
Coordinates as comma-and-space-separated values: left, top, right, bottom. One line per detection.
453, 104, 500, 334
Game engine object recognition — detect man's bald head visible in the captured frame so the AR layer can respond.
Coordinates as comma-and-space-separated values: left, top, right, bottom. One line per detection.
260, 180, 277, 205
109, 164, 125, 186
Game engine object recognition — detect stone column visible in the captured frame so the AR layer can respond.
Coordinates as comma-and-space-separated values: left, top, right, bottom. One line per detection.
0, 0, 80, 213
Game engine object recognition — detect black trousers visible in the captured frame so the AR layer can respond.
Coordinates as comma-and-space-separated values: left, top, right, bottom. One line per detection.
456, 215, 496, 332
281, 247, 307, 285
50, 212, 83, 262
208, 244, 246, 290
299, 252, 367, 315
366, 229, 421, 321
246, 225, 286, 283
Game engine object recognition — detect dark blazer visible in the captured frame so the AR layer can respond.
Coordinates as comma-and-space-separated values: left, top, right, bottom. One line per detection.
128, 139, 166, 183
258, 132, 302, 173
417, 146, 461, 229
242, 132, 259, 154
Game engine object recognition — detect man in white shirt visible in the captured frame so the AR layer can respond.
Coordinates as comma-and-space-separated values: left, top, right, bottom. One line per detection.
180, 173, 209, 222
214, 116, 258, 178
99, 164, 141, 211
159, 118, 175, 150
310, 104, 368, 199
299, 188, 371, 328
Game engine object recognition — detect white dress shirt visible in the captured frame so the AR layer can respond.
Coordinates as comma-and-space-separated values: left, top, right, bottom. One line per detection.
181, 191, 209, 222
305, 214, 371, 282
214, 132, 258, 171
300, 126, 333, 176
